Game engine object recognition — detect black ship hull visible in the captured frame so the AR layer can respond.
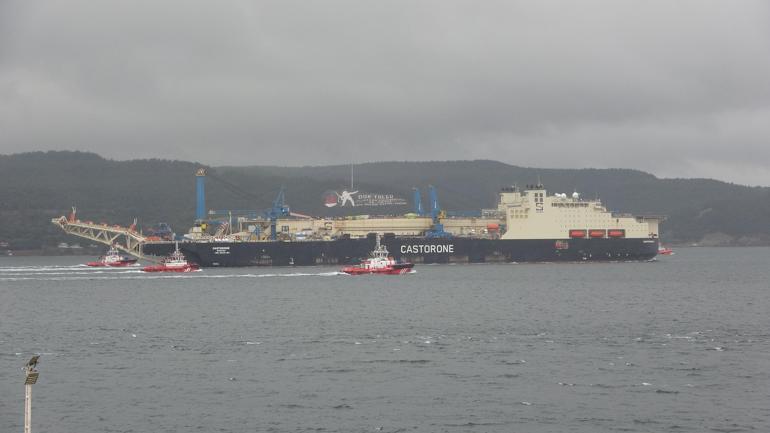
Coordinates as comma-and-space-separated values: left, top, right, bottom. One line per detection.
142, 237, 659, 267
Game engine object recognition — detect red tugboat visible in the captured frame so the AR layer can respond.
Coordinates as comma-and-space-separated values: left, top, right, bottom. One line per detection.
658, 245, 675, 255
87, 245, 138, 267
341, 235, 414, 275
142, 243, 200, 273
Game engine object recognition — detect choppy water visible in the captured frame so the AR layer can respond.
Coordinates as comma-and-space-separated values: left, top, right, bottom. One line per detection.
1, 248, 769, 432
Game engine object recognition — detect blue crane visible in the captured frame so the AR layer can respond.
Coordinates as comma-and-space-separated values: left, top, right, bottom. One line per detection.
412, 187, 424, 216
264, 188, 291, 240
425, 185, 451, 238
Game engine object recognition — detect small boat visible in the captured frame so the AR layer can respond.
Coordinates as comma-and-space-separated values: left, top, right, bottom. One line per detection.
142, 243, 200, 272
658, 245, 674, 255
86, 245, 138, 267
341, 235, 414, 275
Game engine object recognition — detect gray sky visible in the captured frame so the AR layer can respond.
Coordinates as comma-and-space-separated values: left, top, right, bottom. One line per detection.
1, 1, 769, 185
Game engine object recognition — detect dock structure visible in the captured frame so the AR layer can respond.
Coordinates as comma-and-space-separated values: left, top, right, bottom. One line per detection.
51, 211, 148, 260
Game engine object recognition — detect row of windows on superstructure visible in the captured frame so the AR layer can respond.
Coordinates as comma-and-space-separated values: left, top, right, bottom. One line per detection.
552, 202, 589, 208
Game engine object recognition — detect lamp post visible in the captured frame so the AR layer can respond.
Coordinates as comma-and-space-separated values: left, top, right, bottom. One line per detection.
23, 356, 40, 433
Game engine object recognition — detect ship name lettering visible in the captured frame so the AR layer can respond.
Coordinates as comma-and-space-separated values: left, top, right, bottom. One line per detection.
400, 244, 454, 254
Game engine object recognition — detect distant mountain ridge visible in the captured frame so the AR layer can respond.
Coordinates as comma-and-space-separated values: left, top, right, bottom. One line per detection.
1, 151, 769, 250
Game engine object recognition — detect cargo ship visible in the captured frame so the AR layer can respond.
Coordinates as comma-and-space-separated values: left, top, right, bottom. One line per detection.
53, 176, 663, 267
145, 183, 662, 266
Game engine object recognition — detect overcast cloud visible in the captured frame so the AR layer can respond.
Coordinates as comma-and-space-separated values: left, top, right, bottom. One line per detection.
1, 1, 769, 185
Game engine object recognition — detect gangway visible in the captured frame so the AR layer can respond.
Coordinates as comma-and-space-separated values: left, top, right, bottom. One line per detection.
51, 209, 152, 260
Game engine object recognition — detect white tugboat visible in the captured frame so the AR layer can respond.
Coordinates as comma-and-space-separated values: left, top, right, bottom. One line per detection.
142, 242, 199, 272
86, 245, 138, 267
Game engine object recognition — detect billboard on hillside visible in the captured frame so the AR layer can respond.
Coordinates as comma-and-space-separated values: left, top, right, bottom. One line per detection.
323, 190, 408, 208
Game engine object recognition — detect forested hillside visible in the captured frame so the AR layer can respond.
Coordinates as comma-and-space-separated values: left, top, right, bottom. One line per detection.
1, 151, 768, 250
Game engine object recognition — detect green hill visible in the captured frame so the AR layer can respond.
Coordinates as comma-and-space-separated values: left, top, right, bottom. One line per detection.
1, 151, 768, 250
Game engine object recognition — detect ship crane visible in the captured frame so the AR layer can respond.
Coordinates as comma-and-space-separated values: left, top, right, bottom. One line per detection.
411, 185, 451, 237
51, 214, 152, 260
203, 171, 300, 240
264, 188, 291, 240
412, 188, 425, 216
425, 185, 451, 238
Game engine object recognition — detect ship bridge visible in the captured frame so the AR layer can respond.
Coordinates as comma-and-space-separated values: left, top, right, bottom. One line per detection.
51, 210, 152, 260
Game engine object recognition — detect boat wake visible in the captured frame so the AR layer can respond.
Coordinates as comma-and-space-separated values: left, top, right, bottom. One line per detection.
0, 269, 348, 282
0, 264, 116, 272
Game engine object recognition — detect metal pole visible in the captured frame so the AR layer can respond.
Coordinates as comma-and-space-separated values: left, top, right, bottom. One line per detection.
196, 168, 206, 221
24, 383, 31, 433
22, 357, 39, 433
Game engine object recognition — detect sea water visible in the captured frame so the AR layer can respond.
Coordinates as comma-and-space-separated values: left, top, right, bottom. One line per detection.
1, 248, 768, 432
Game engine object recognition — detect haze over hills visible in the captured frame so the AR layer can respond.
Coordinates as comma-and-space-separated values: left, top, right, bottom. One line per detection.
1, 151, 769, 250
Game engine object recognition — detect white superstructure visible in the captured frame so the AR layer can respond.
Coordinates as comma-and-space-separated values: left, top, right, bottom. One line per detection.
180, 184, 660, 242
498, 185, 661, 240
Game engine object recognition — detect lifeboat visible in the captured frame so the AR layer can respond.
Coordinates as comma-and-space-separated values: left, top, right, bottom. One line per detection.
607, 229, 626, 238
589, 229, 606, 238
142, 243, 200, 273
86, 245, 138, 267
569, 229, 587, 238
341, 235, 414, 275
